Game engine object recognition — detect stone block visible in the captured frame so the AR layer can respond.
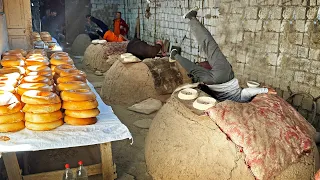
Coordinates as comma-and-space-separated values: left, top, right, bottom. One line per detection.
307, 7, 318, 19
267, 53, 278, 66
272, 77, 281, 88
276, 88, 283, 97
236, 52, 246, 63
243, 20, 258, 32
283, 7, 294, 20
263, 32, 280, 45
294, 71, 305, 83
316, 75, 320, 87
293, 94, 303, 106
258, 7, 269, 19
297, 46, 309, 58
304, 73, 316, 86
310, 61, 320, 74
302, 96, 313, 111
268, 66, 276, 77
303, 33, 310, 46
295, 20, 306, 32
309, 48, 320, 60
299, 58, 311, 72
310, 0, 317, 6
310, 87, 320, 98
245, 7, 258, 19
265, 20, 281, 32
270, 7, 282, 19
282, 90, 291, 100
280, 79, 290, 91
290, 81, 300, 93
266, 44, 278, 53
296, 7, 307, 20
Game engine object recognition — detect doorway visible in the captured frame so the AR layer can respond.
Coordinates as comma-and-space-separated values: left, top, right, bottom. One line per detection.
31, 0, 66, 45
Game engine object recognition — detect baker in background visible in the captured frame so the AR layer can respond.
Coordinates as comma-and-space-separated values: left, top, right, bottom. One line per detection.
86, 15, 128, 42
113, 12, 129, 37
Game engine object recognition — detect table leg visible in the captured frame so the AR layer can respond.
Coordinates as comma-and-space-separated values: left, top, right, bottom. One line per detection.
3, 152, 22, 180
100, 142, 115, 180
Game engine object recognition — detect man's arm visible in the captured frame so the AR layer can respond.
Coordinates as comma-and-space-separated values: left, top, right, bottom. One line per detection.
240, 88, 269, 102
121, 19, 129, 34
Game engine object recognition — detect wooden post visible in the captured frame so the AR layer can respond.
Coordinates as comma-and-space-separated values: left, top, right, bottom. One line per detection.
3, 152, 22, 180
100, 142, 115, 180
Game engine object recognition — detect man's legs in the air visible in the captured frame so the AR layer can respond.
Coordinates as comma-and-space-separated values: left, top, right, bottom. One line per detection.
171, 50, 216, 84
171, 8, 234, 84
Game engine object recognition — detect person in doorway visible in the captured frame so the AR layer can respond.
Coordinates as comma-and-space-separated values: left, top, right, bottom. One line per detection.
127, 38, 166, 60
86, 15, 127, 42
41, 9, 51, 31
113, 12, 129, 37
85, 15, 100, 40
169, 8, 276, 103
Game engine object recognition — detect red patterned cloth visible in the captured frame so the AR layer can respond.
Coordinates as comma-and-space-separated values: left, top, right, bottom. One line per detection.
103, 41, 129, 57
206, 94, 316, 180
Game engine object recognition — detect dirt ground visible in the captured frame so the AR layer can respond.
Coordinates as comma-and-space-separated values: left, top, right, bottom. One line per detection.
75, 56, 154, 180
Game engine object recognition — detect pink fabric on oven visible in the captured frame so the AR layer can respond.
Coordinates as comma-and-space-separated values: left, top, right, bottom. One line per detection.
206, 94, 316, 180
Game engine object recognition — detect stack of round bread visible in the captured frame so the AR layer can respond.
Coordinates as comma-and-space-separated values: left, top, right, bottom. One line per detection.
61, 89, 99, 126
50, 60, 99, 125
18, 51, 54, 96
40, 32, 52, 42
21, 90, 63, 131
50, 52, 74, 73
32, 32, 41, 42
0, 92, 25, 132
55, 64, 89, 92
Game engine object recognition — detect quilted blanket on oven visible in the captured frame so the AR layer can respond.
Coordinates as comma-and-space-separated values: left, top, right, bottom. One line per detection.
103, 41, 129, 57
206, 94, 316, 180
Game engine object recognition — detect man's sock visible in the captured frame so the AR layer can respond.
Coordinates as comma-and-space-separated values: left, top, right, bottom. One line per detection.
183, 7, 199, 20
169, 49, 178, 62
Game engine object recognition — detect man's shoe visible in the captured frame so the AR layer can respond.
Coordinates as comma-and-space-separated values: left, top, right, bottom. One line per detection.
183, 7, 199, 19
169, 49, 178, 62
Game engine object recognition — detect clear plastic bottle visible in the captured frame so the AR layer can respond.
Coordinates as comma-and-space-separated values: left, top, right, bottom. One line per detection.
76, 161, 88, 180
62, 164, 74, 180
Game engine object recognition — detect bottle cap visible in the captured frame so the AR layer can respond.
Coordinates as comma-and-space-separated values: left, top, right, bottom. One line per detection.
65, 164, 70, 169
78, 161, 83, 165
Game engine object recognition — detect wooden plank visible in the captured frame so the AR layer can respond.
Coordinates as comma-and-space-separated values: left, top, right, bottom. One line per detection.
100, 142, 115, 180
0, 0, 3, 12
7, 29, 25, 36
23, 163, 102, 180
3, 0, 24, 28
2, 152, 22, 180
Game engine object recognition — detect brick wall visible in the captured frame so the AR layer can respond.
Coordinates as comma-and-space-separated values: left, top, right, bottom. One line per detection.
90, 0, 122, 31
92, 0, 320, 129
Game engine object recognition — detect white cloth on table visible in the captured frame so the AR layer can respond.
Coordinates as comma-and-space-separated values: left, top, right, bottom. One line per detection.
0, 81, 132, 155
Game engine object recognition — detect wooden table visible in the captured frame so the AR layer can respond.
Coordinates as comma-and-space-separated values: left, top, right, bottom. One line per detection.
2, 142, 117, 180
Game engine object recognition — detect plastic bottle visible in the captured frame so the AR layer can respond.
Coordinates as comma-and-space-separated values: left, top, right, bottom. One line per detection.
62, 164, 74, 180
76, 161, 88, 180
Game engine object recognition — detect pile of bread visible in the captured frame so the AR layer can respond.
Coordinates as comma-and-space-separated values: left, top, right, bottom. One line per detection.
0, 49, 100, 132
40, 32, 52, 42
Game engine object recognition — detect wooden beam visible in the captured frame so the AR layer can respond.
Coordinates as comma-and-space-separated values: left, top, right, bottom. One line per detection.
23, 163, 102, 180
3, 152, 22, 180
100, 142, 115, 180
